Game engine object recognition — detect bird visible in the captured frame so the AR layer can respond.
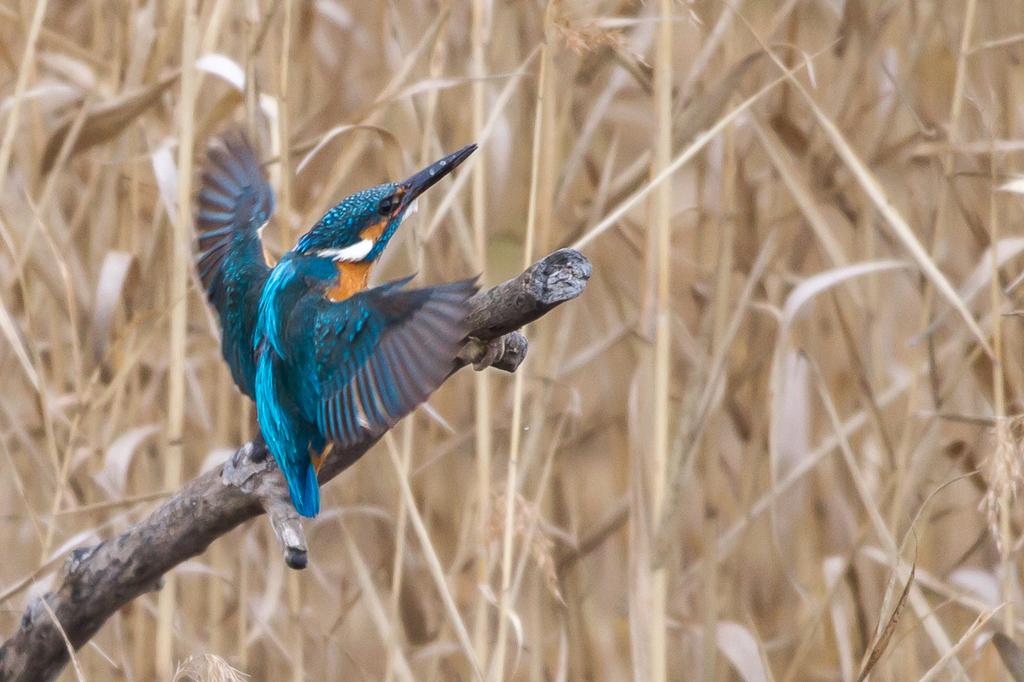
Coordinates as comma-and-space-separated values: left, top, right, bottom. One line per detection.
195, 130, 478, 517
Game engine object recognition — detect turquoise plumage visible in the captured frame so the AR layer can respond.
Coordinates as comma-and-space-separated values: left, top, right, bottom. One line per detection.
195, 131, 477, 517
194, 132, 273, 399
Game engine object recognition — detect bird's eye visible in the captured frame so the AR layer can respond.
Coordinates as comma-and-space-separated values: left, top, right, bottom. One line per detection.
377, 197, 393, 215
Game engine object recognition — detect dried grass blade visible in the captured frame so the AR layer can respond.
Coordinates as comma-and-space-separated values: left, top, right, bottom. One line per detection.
386, 439, 483, 681
738, 19, 993, 357
917, 606, 1003, 682
341, 525, 415, 682
572, 55, 815, 251
39, 598, 86, 682
856, 562, 914, 682
0, 293, 40, 391
0, 0, 50, 197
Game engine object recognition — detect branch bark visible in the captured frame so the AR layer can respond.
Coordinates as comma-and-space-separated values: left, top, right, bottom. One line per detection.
0, 249, 590, 682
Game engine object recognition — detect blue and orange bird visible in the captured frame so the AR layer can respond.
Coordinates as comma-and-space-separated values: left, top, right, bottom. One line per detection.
195, 130, 478, 518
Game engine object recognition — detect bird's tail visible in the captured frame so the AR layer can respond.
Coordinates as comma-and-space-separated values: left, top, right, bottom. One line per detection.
287, 461, 321, 518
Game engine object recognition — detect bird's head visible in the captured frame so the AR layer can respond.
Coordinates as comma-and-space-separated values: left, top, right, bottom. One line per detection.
296, 143, 476, 263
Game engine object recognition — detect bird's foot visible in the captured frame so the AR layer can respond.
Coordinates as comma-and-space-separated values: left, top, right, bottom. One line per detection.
461, 336, 506, 370
458, 332, 527, 372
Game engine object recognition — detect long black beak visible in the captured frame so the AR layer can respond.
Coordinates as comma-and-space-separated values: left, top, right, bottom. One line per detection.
398, 143, 477, 208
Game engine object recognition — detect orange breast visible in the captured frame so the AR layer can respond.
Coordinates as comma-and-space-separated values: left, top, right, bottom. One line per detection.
327, 261, 372, 302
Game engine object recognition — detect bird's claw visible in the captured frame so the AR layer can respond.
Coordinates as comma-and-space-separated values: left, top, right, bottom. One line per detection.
460, 336, 506, 371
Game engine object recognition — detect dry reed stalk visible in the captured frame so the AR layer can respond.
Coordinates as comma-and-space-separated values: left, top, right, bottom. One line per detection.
277, 0, 293, 245
5, 2, 1024, 680
889, 0, 979, 536
647, 0, 672, 681
489, 18, 547, 681
299, 10, 450, 229
0, 0, 49, 200
572, 58, 809, 251
341, 523, 415, 682
385, 435, 483, 680
470, 0, 493, 669
158, 0, 199, 677
383, 420, 413, 682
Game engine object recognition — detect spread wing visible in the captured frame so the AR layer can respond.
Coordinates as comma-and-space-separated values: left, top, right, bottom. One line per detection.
195, 130, 275, 397
311, 276, 478, 449
195, 130, 274, 296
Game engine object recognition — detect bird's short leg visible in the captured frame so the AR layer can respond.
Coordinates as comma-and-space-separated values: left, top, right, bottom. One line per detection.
458, 332, 528, 373
459, 336, 506, 370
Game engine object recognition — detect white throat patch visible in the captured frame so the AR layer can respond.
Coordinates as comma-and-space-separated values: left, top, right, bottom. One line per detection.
318, 238, 374, 262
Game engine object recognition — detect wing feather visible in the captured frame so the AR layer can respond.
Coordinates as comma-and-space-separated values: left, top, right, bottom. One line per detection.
315, 277, 478, 449
194, 129, 276, 398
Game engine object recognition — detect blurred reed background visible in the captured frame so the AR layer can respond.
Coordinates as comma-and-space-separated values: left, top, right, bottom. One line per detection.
2, 0, 1024, 680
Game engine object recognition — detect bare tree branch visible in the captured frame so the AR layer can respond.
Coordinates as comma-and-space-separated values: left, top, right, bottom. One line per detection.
0, 249, 590, 682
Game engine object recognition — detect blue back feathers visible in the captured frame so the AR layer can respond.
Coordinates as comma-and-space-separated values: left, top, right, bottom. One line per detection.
254, 255, 477, 517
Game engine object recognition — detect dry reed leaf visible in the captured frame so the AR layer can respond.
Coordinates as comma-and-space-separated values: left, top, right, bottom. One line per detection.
151, 139, 180, 224
998, 176, 1024, 195
947, 567, 1001, 608
0, 294, 40, 391
384, 437, 483, 680
50, 530, 102, 563
751, 118, 854, 275
199, 447, 235, 475
959, 238, 1024, 304
573, 57, 811, 250
90, 250, 135, 363
422, 45, 541, 243
94, 424, 162, 499
715, 622, 769, 682
992, 633, 1024, 682
823, 557, 855, 681
195, 53, 245, 91
774, 351, 810, 537
341, 525, 415, 682
760, 43, 994, 357
40, 71, 180, 175
38, 598, 85, 682
478, 582, 525, 674
173, 654, 247, 682
856, 562, 914, 682
0, 82, 78, 117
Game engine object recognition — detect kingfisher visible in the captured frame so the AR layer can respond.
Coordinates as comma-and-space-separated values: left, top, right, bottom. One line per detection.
195, 130, 477, 517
